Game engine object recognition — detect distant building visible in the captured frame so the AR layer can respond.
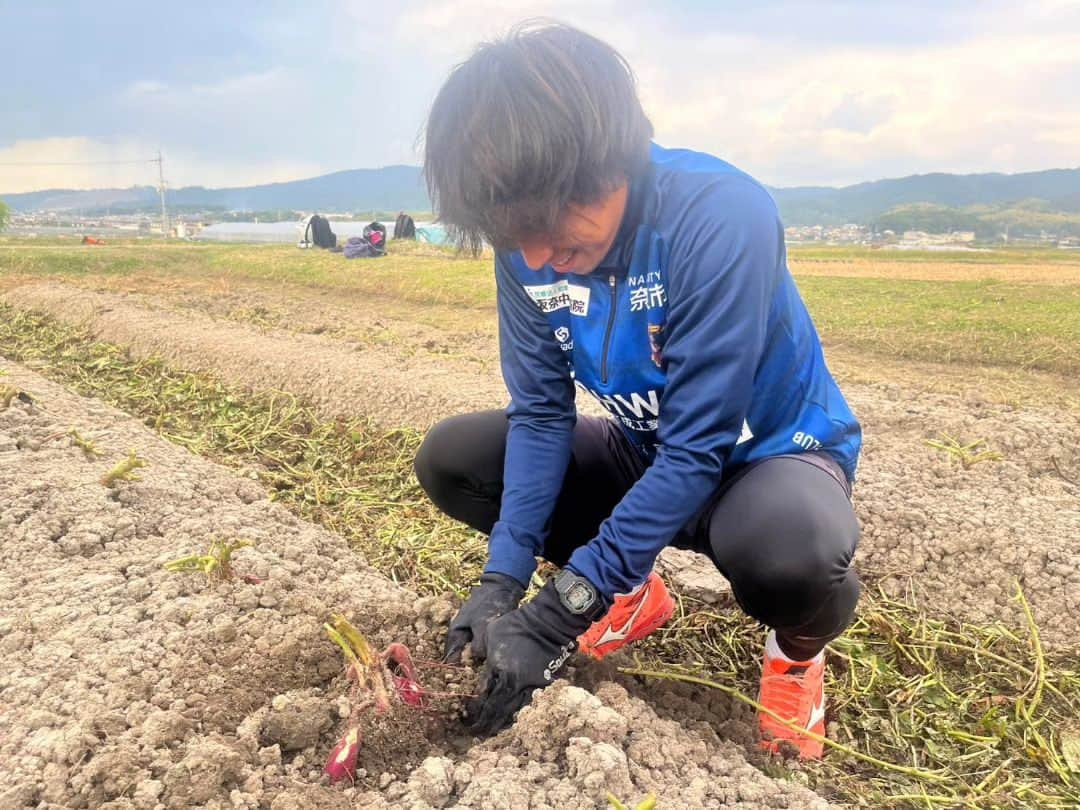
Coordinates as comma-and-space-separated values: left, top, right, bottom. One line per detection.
784, 222, 870, 245
900, 230, 976, 247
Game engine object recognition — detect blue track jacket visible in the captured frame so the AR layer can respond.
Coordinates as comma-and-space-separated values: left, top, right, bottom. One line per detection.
485, 144, 862, 599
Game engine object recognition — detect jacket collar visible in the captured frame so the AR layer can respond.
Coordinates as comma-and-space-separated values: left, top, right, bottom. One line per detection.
596, 161, 654, 272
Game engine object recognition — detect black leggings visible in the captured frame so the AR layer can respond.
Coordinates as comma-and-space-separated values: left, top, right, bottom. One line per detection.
415, 410, 860, 659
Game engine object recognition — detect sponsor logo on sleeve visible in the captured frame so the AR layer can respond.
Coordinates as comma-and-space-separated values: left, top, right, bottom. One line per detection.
524, 280, 590, 316
568, 284, 590, 316
524, 280, 572, 313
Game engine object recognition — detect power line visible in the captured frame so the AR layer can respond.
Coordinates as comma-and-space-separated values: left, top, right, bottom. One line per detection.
155, 151, 169, 237
0, 158, 158, 166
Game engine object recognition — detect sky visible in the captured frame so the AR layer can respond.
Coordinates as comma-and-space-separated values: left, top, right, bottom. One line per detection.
1, 0, 1078, 193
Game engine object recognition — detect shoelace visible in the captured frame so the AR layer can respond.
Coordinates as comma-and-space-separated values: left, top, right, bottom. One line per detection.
760, 672, 812, 719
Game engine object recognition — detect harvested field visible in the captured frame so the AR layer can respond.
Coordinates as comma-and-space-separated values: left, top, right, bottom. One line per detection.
787, 258, 1080, 285
2, 241, 1079, 808
4, 241, 1078, 410
4, 283, 1077, 646
0, 361, 832, 809
2, 283, 502, 430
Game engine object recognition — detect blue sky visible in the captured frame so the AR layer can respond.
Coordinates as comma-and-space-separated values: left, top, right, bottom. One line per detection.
2, 1, 1078, 192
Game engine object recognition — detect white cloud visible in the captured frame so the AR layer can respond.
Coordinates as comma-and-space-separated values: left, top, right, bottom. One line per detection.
0, 137, 154, 193
388, 0, 627, 58
386, 0, 1080, 186
0, 136, 323, 193
675, 32, 1080, 185
5, 2, 1078, 192
124, 79, 168, 97
117, 69, 298, 122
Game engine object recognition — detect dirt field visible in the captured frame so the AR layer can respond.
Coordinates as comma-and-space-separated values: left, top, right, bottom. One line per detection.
787, 257, 1080, 285
1, 242, 1078, 808
0, 361, 832, 809
4, 282, 1077, 647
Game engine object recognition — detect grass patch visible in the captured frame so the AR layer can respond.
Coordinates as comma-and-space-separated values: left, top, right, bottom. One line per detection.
788, 244, 1080, 265
201, 242, 496, 309
798, 276, 1080, 375
5, 242, 1078, 377
1, 303, 1077, 808
0, 240, 495, 308
632, 585, 1080, 808
0, 241, 204, 281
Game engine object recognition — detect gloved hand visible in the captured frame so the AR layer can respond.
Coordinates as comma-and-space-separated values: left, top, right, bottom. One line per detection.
464, 579, 595, 736
444, 572, 525, 664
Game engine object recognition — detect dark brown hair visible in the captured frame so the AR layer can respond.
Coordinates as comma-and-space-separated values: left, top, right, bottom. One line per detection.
422, 20, 653, 253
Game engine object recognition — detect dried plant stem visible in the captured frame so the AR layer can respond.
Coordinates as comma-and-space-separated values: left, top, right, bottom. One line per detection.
618, 666, 949, 783
69, 428, 104, 458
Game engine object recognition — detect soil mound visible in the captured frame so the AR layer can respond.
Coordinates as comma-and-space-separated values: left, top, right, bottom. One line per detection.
2, 284, 504, 431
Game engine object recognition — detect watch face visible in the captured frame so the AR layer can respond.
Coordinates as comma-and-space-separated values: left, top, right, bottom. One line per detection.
566, 581, 594, 612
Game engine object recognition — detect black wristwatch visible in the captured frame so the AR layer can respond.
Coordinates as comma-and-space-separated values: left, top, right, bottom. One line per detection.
552, 569, 606, 621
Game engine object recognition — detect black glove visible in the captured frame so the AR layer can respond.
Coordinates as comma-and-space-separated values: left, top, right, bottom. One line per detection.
464, 579, 596, 736
444, 572, 525, 664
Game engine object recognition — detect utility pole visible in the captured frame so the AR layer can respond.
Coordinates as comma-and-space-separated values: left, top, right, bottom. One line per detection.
156, 151, 169, 238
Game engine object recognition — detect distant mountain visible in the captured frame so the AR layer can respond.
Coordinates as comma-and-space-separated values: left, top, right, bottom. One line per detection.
871, 200, 1080, 239
3, 186, 162, 213
1, 165, 429, 214
768, 168, 1080, 226
4, 164, 1078, 228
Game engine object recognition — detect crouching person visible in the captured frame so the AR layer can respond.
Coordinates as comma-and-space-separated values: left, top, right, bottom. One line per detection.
415, 21, 862, 759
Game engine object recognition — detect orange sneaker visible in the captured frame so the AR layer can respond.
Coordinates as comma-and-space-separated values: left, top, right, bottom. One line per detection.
758, 631, 827, 759
577, 572, 675, 660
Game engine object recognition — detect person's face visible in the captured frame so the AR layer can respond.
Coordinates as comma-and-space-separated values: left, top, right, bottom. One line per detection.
515, 182, 629, 275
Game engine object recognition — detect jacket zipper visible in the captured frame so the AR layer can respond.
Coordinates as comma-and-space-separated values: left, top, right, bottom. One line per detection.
601, 273, 617, 384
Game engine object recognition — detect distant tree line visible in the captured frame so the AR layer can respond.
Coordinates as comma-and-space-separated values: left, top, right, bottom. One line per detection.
873, 200, 1080, 239
0, 200, 8, 232
218, 209, 301, 223
353, 210, 433, 222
